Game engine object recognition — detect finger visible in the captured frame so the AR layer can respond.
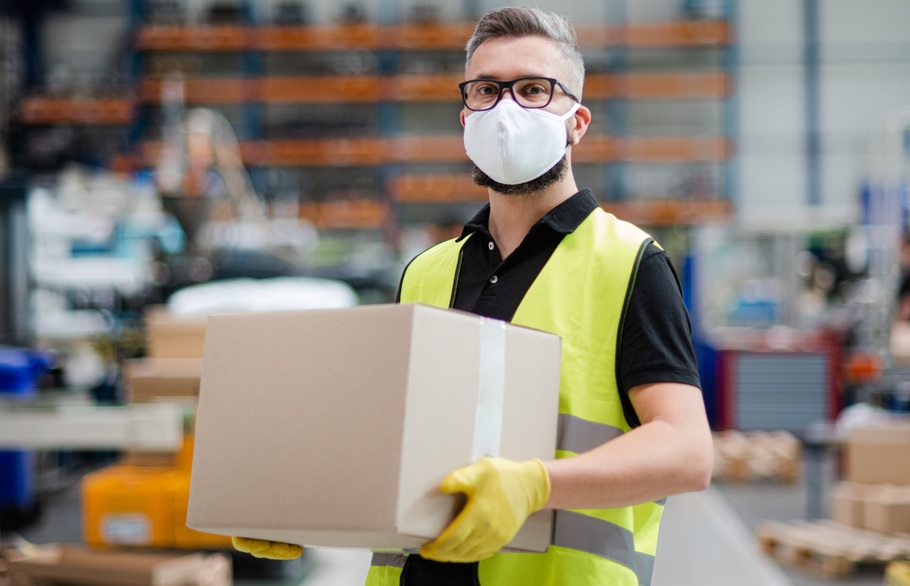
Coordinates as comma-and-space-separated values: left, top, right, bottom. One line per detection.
420, 507, 476, 561
443, 518, 496, 562
438, 466, 478, 496
420, 523, 469, 561
461, 539, 499, 562
258, 543, 304, 560
232, 536, 268, 554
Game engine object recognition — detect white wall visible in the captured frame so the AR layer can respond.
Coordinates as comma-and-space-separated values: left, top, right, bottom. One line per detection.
820, 0, 910, 224
736, 0, 910, 230
736, 0, 808, 228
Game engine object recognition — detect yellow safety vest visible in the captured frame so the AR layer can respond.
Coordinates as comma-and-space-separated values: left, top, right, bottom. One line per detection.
367, 207, 663, 586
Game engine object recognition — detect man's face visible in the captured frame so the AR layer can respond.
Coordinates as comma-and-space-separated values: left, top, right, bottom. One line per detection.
461, 35, 589, 195
462, 35, 580, 123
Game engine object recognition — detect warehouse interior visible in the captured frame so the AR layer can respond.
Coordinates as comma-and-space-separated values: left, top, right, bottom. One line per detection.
1, 0, 910, 584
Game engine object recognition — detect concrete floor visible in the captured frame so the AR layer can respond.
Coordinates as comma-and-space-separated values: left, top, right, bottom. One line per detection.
7, 460, 893, 586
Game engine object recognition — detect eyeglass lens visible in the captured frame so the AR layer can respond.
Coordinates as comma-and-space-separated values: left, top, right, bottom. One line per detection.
462, 78, 556, 111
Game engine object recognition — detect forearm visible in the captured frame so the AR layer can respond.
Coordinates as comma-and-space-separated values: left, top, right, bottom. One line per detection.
543, 383, 714, 511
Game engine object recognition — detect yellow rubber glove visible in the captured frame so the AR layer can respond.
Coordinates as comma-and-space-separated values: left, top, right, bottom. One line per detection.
232, 536, 303, 560
419, 457, 551, 563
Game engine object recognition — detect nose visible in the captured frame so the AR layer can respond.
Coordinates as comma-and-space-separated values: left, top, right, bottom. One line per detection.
499, 87, 517, 102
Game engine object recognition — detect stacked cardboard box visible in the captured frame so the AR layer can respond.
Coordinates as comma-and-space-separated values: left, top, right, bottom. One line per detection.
712, 430, 801, 483
829, 423, 910, 534
755, 422, 910, 578
4, 544, 230, 586
83, 308, 225, 551
830, 482, 910, 533
124, 307, 207, 403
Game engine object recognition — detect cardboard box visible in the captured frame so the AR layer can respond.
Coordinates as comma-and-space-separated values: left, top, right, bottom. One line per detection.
829, 481, 869, 528
828, 482, 910, 533
124, 358, 203, 403
145, 308, 207, 359
843, 424, 910, 485
864, 486, 910, 534
6, 545, 230, 586
188, 303, 561, 552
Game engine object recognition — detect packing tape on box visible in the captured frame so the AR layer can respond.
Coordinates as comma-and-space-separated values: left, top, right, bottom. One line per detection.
473, 318, 506, 460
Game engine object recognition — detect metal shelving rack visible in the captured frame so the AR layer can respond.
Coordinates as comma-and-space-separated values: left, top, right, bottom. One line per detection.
15, 0, 739, 235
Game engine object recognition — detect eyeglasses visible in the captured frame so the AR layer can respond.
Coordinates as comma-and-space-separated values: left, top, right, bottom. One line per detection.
458, 77, 580, 112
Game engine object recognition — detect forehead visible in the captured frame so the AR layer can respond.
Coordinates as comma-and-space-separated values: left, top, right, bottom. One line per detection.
466, 36, 570, 81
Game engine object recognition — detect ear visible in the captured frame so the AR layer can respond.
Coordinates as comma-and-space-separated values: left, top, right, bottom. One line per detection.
459, 109, 467, 127
568, 105, 592, 145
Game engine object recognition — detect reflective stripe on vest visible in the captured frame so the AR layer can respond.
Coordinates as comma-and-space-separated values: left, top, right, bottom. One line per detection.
552, 510, 656, 586
370, 553, 407, 569
369, 510, 658, 585
557, 413, 623, 455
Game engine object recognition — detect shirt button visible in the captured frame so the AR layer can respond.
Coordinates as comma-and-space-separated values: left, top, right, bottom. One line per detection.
489, 275, 499, 284
488, 241, 495, 251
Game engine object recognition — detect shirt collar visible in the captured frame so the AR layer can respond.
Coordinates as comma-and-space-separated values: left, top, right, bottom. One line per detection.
457, 188, 598, 241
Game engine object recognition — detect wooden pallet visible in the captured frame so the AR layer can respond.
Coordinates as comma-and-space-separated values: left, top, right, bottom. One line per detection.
757, 520, 910, 578
712, 430, 802, 483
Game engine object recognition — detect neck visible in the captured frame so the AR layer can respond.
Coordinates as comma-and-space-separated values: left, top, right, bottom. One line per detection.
487, 173, 579, 259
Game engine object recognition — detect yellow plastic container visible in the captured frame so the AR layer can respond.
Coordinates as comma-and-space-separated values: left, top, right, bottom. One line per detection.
886, 562, 910, 586
83, 434, 230, 550
82, 466, 184, 548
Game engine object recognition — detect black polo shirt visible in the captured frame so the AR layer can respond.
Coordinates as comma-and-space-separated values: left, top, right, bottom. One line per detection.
397, 189, 700, 585
420, 189, 701, 403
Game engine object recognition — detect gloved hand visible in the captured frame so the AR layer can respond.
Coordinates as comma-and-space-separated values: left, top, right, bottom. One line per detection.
232, 536, 303, 560
419, 457, 550, 563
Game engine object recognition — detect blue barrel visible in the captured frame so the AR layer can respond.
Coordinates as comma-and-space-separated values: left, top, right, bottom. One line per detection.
0, 347, 52, 517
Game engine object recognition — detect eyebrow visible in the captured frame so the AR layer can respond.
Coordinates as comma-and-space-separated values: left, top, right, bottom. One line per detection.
469, 74, 546, 81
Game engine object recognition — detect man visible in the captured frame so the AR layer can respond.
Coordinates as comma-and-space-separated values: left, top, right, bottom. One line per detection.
235, 7, 713, 585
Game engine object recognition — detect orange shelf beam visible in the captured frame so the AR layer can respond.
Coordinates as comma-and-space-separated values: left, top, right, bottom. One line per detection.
257, 76, 386, 103
138, 73, 728, 105
140, 135, 728, 167
389, 174, 486, 202
390, 23, 478, 50
244, 138, 393, 166
393, 73, 463, 102
21, 97, 133, 125
622, 137, 730, 161
620, 21, 731, 47
584, 73, 729, 100
299, 200, 388, 229
136, 21, 730, 52
602, 199, 730, 225
393, 136, 467, 163
256, 25, 384, 50
573, 137, 623, 163
135, 26, 250, 51
142, 78, 250, 104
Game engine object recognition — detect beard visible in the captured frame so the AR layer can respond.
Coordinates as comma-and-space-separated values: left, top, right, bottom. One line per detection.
471, 155, 569, 196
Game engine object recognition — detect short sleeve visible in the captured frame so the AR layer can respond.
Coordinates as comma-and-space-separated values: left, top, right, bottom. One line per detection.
618, 244, 701, 417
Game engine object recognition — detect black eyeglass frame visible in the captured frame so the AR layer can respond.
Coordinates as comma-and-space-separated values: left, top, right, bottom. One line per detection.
458, 76, 581, 112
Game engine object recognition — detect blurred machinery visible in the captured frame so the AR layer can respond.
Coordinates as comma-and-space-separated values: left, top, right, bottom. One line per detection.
152, 76, 318, 297
857, 106, 910, 365
846, 105, 910, 411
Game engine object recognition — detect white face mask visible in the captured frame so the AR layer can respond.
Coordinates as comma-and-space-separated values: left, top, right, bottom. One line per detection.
464, 99, 580, 186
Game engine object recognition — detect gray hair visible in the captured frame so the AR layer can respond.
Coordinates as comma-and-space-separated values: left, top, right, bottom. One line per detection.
465, 7, 586, 99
